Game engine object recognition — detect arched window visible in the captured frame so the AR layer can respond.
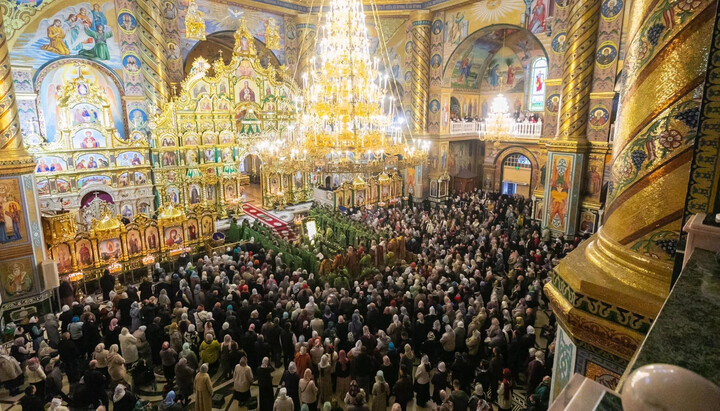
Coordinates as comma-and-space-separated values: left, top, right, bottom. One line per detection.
503, 153, 532, 169
528, 58, 547, 112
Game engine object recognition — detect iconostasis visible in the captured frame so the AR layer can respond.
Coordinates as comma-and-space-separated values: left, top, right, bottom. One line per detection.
23, 63, 154, 226
151, 20, 311, 215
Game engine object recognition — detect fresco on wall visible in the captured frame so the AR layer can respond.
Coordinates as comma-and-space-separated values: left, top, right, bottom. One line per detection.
39, 63, 125, 142
528, 0, 548, 34
445, 27, 543, 93
444, 11, 468, 46
546, 153, 573, 233
484, 46, 524, 92
448, 141, 477, 176
11, 2, 121, 70
178, 1, 286, 64
468, 0, 526, 28
0, 178, 28, 247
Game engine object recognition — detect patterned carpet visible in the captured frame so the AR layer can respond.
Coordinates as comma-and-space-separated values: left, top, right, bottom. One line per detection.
242, 203, 296, 241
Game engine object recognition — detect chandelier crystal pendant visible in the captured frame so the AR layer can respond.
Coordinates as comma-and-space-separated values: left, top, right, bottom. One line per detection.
295, 0, 429, 174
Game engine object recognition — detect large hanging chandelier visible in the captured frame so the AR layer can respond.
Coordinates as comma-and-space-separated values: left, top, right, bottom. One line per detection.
295, 0, 429, 174
485, 93, 512, 146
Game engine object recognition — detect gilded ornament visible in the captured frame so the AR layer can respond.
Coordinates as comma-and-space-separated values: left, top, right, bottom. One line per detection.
264, 19, 280, 50
184, 0, 206, 41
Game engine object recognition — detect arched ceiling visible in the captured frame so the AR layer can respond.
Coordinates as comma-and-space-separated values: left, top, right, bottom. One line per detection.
183, 31, 281, 77
442, 25, 547, 91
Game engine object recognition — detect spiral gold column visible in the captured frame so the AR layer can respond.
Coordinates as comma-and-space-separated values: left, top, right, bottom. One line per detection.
545, 0, 717, 393
543, 0, 600, 235
409, 11, 431, 134
0, 14, 33, 176
556, 0, 600, 141
136, 0, 170, 105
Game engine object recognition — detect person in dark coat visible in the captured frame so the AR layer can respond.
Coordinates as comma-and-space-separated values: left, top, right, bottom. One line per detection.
488, 347, 505, 402
19, 386, 44, 411
281, 361, 301, 411
58, 332, 80, 383
393, 369, 413, 411
100, 269, 115, 302
526, 351, 547, 399
112, 384, 137, 411
258, 357, 275, 411
83, 360, 108, 408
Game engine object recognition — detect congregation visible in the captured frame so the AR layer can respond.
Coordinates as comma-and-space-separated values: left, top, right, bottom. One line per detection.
0, 189, 570, 411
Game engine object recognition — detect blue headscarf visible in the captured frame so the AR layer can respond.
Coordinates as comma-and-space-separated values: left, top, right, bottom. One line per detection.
163, 390, 176, 406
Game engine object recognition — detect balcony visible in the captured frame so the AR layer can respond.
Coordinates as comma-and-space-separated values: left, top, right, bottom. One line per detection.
449, 120, 543, 139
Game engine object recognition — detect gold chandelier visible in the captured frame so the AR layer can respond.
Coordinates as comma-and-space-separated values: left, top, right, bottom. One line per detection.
295, 0, 429, 173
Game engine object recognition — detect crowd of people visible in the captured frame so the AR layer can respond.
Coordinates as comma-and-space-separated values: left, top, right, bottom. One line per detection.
0, 189, 577, 411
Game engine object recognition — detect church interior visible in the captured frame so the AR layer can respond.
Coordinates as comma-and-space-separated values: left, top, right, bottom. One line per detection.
0, 0, 719, 409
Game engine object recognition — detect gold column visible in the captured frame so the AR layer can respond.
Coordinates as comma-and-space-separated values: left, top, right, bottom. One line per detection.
546, 0, 716, 370
543, 0, 601, 235
0, 14, 34, 176
556, 0, 600, 142
136, 0, 170, 105
409, 11, 431, 134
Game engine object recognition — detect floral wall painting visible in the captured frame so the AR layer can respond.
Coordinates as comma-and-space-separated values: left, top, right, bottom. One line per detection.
11, 2, 121, 70
0, 257, 36, 300
0, 178, 29, 248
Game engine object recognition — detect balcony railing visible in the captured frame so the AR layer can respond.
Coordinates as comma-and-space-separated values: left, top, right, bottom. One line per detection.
449, 120, 543, 138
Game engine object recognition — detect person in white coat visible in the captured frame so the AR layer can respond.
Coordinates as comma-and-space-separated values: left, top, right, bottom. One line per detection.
118, 327, 139, 364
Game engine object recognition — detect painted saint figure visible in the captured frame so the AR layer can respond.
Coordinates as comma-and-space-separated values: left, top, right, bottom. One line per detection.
41, 19, 70, 55
79, 25, 112, 60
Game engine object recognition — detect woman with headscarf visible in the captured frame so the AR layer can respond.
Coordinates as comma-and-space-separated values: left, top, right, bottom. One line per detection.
343, 380, 363, 411
281, 361, 301, 411
335, 350, 351, 396
294, 345, 312, 378
112, 384, 137, 411
180, 342, 198, 370
160, 341, 178, 383
194, 363, 214, 411
496, 368, 513, 411
107, 344, 127, 384
104, 318, 121, 349
175, 357, 195, 404
399, 344, 414, 382
432, 362, 448, 405
232, 356, 253, 406
380, 355, 396, 394
414, 355, 431, 407
118, 327, 138, 365
160, 390, 183, 411
274, 387, 295, 411
24, 357, 45, 396
130, 301, 141, 332
371, 371, 390, 411
220, 334, 239, 379
299, 368, 318, 411
258, 357, 275, 411
199, 333, 220, 373
317, 353, 332, 404
93, 342, 109, 379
